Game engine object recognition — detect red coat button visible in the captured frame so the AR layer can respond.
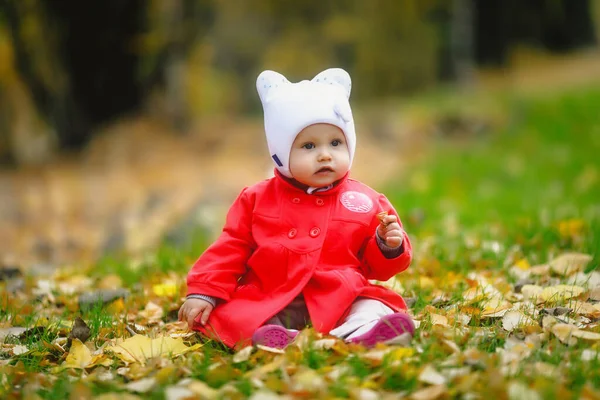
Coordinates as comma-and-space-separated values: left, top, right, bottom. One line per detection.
316, 198, 324, 206
309, 227, 320, 237
292, 197, 300, 204
288, 228, 297, 238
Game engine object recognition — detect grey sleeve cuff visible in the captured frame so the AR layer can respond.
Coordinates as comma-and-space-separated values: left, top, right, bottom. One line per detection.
375, 229, 404, 259
186, 294, 217, 307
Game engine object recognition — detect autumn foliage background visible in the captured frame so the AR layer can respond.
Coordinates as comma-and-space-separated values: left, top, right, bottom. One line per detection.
1, 1, 600, 399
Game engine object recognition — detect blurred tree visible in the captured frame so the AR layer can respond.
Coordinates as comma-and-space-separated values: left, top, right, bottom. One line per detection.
474, 0, 597, 66
0, 0, 597, 164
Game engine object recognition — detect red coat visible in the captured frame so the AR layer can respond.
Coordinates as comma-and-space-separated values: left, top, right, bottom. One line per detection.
186, 171, 412, 348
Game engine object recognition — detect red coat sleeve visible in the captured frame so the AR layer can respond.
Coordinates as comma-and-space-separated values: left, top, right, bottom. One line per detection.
359, 194, 412, 281
186, 187, 255, 301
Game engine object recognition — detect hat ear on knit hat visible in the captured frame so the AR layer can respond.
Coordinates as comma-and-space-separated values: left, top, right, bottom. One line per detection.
256, 68, 356, 178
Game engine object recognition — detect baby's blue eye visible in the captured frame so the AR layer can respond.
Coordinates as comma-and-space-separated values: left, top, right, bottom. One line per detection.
331, 140, 341, 146
302, 143, 315, 149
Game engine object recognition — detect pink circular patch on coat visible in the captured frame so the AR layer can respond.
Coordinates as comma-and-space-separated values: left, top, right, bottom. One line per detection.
339, 191, 373, 213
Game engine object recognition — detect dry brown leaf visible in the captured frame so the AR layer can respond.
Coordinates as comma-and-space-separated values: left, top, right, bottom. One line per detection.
411, 384, 447, 400
549, 252, 592, 276
589, 287, 600, 301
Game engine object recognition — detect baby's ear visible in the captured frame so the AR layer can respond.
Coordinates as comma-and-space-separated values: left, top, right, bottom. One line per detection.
256, 70, 290, 103
312, 68, 352, 99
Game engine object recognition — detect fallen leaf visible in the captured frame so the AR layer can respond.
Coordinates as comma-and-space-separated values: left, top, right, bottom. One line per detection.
11, 345, 29, 356
164, 386, 194, 400
152, 282, 178, 297
0, 327, 27, 341
508, 381, 542, 400
549, 252, 592, 276
551, 324, 578, 345
571, 330, 600, 341
186, 380, 218, 399
521, 285, 544, 303
126, 377, 157, 393
233, 346, 254, 363
63, 339, 92, 369
570, 301, 600, 318
312, 338, 337, 350
411, 384, 447, 400
138, 302, 164, 323
418, 365, 447, 385
105, 334, 202, 364
540, 285, 585, 303
430, 313, 448, 326
502, 310, 536, 332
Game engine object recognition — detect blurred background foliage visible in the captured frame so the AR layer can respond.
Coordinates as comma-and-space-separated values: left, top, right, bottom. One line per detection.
0, 0, 598, 164
0, 0, 598, 269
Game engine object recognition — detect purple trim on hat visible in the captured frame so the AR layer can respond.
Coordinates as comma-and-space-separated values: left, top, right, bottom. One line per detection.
272, 154, 283, 167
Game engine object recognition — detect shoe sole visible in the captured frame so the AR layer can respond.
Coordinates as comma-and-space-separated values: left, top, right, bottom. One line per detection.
349, 312, 415, 348
252, 325, 298, 349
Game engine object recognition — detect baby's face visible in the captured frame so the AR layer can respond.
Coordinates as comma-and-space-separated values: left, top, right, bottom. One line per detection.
289, 124, 350, 187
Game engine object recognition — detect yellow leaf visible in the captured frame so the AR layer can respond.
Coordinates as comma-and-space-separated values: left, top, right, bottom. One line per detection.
541, 285, 585, 303
63, 339, 92, 369
521, 285, 544, 303
571, 301, 600, 318
551, 323, 578, 345
514, 259, 530, 270
105, 335, 202, 364
571, 330, 600, 341
152, 282, 178, 297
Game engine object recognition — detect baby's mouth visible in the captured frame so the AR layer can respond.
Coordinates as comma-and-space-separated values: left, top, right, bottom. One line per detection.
316, 166, 334, 174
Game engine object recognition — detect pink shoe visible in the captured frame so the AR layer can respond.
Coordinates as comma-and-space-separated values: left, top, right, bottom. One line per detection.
348, 312, 415, 348
252, 325, 299, 349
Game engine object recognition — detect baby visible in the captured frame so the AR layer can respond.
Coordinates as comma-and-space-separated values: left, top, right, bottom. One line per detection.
178, 68, 414, 349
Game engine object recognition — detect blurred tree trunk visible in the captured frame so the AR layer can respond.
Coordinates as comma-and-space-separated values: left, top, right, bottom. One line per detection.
450, 0, 476, 86
1, 0, 87, 150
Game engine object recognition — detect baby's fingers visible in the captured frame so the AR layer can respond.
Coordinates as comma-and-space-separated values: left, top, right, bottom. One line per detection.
187, 308, 201, 329
200, 306, 213, 325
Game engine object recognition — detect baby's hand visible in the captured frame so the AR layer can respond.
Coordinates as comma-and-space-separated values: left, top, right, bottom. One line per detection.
178, 298, 214, 328
376, 212, 404, 248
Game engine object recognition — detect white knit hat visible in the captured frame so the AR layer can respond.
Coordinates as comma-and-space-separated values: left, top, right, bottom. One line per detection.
256, 68, 356, 178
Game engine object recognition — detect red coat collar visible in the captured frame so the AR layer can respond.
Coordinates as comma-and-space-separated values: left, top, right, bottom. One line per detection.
274, 169, 349, 196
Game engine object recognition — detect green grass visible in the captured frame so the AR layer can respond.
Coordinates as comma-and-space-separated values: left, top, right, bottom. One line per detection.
3, 84, 600, 398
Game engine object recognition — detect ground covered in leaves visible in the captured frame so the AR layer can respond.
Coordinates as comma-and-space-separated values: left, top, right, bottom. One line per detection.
1, 86, 600, 399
